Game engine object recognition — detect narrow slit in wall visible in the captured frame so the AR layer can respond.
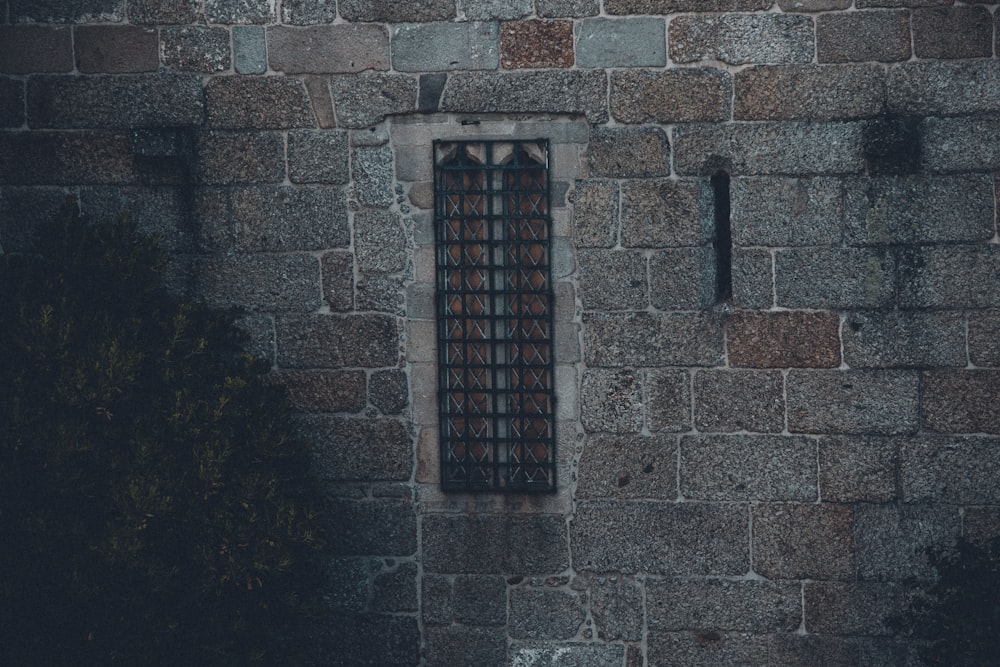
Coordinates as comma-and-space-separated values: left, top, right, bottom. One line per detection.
711, 170, 732, 304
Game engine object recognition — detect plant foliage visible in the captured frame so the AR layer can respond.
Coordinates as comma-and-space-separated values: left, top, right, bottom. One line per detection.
0, 203, 330, 665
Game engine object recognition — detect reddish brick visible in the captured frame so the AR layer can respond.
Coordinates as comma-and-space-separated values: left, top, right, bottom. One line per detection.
501, 20, 574, 69
74, 25, 159, 74
754, 503, 855, 580
913, 6, 993, 59
735, 64, 884, 121
0, 26, 73, 74
816, 10, 911, 63
727, 311, 840, 368
269, 370, 366, 413
923, 370, 1000, 434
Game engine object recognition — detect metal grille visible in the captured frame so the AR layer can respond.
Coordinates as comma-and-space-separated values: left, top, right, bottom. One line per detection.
433, 139, 556, 492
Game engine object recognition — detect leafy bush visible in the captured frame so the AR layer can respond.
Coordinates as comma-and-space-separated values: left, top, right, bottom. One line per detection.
0, 203, 331, 665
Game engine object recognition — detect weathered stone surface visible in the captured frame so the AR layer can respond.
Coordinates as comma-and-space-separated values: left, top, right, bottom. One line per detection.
647, 632, 769, 667
727, 311, 840, 369
421, 574, 451, 625
196, 254, 321, 312
842, 311, 966, 368
322, 250, 354, 312
301, 416, 411, 481
0, 79, 24, 128
392, 22, 499, 72
0, 131, 136, 185
324, 557, 368, 611
611, 68, 730, 124
572, 180, 618, 248
607, 0, 771, 10
330, 72, 417, 128
230, 186, 349, 252
576, 18, 666, 68
372, 561, 417, 612
452, 575, 507, 626
440, 70, 608, 124
510, 643, 625, 667
0, 186, 68, 252
590, 126, 669, 178
327, 497, 416, 555
204, 0, 274, 23
27, 74, 204, 129
889, 60, 1000, 117
369, 369, 408, 415
670, 14, 814, 65
128, 0, 199, 23
197, 131, 285, 184
649, 248, 716, 310
581, 368, 644, 433
279, 0, 336, 24
339, 0, 456, 21
577, 434, 677, 499
692, 372, 785, 434
322, 613, 419, 667
270, 370, 365, 413
425, 627, 505, 667
735, 64, 884, 121
970, 311, 1000, 367
459, 0, 533, 19
817, 10, 911, 63
74, 25, 158, 73
536, 0, 599, 16
10, 0, 122, 22
899, 245, 1000, 308
913, 6, 993, 59
160, 26, 230, 73
276, 314, 399, 368
500, 19, 574, 69
963, 508, 1000, 547
352, 144, 395, 207
578, 250, 646, 311
267, 25, 389, 74
754, 503, 855, 580
509, 586, 586, 640
775, 248, 895, 309
621, 179, 707, 246
646, 369, 691, 432
769, 634, 859, 667
857, 0, 950, 6
288, 130, 350, 184
922, 371, 1000, 434
682, 434, 816, 501
232, 26, 266, 74
819, 436, 898, 503
731, 248, 773, 309
423, 514, 569, 574
79, 186, 192, 252
854, 503, 959, 580
589, 577, 644, 641
922, 117, 1000, 172
787, 370, 920, 435
900, 436, 1000, 504
805, 582, 910, 636
647, 578, 801, 632
206, 76, 315, 129
731, 176, 842, 246
355, 210, 407, 273
571, 501, 748, 575
779, 0, 851, 9
584, 313, 724, 367
357, 274, 405, 314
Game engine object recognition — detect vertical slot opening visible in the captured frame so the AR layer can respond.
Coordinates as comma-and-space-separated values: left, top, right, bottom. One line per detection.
711, 170, 732, 303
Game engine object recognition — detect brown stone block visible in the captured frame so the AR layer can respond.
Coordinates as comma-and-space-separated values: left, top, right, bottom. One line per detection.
75, 25, 159, 73
923, 370, 1000, 434
206, 76, 315, 129
735, 64, 884, 121
913, 6, 993, 59
611, 68, 730, 124
817, 10, 911, 63
754, 503, 855, 580
269, 370, 366, 413
727, 311, 840, 368
196, 254, 322, 312
267, 25, 390, 74
501, 20, 574, 69
196, 131, 285, 185
0, 26, 72, 74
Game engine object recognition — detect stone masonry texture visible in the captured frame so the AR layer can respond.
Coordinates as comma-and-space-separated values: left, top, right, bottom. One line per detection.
1, 4, 997, 666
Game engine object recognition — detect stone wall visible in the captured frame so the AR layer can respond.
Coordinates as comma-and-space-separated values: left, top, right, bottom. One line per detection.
2, 1, 999, 665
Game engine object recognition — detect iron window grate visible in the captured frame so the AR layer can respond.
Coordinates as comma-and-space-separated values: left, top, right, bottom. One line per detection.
433, 139, 556, 493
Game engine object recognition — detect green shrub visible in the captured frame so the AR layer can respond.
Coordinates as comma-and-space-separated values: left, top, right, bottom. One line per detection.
0, 203, 331, 665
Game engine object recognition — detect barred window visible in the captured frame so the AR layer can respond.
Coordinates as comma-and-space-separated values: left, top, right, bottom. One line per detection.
433, 139, 556, 492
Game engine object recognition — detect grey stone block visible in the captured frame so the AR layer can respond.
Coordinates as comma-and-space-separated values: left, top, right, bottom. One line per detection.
578, 249, 647, 311
889, 60, 1000, 116
970, 311, 1000, 367
421, 574, 451, 625
324, 558, 369, 611
922, 116, 1000, 172
646, 369, 691, 433
233, 26, 266, 74
805, 582, 911, 636
229, 186, 349, 252
289, 130, 350, 184
392, 22, 499, 72
353, 145, 396, 208
650, 248, 716, 310
571, 501, 748, 575
423, 514, 569, 574
589, 576, 643, 641
572, 180, 618, 248
459, 0, 533, 19
731, 248, 773, 309
775, 247, 895, 309
581, 368, 644, 433
453, 575, 507, 626
647, 578, 801, 632
322, 250, 354, 312
197, 131, 285, 185
509, 643, 625, 667
206, 76, 317, 128
912, 5, 992, 59
923, 370, 1000, 434
320, 613, 419, 667
670, 13, 814, 65
853, 503, 960, 581
842, 311, 966, 368
340, 0, 456, 21
275, 314, 399, 368
612, 68, 730, 124
735, 64, 885, 121
584, 312, 724, 367
128, 0, 199, 23
440, 70, 608, 124
280, 0, 337, 24
786, 370, 920, 435
0, 79, 23, 128
817, 10, 911, 63
819, 436, 898, 503
576, 18, 666, 68
78, 186, 191, 252
331, 72, 418, 128
267, 24, 389, 74
357, 274, 405, 314
769, 634, 860, 667
372, 561, 418, 612
10, 0, 122, 22
590, 126, 669, 178
0, 131, 137, 186
205, 0, 274, 22
269, 369, 365, 413
900, 436, 1000, 504
161, 26, 230, 73
647, 632, 768, 667
369, 369, 408, 415
326, 497, 417, 556
196, 254, 321, 312
425, 626, 505, 667
608, 0, 771, 9
899, 245, 1000, 308
536, 0, 600, 16
731, 177, 842, 246
754, 503, 855, 580
621, 179, 709, 247
681, 434, 817, 501
355, 210, 407, 273
509, 586, 586, 639
577, 433, 677, 499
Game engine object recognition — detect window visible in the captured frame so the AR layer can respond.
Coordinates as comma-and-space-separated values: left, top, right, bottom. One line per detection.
433, 139, 556, 492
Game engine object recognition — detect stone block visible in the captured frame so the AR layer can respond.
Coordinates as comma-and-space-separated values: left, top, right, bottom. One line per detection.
509, 643, 624, 667
913, 6, 993, 59
0, 79, 23, 128
501, 20, 574, 69
233, 26, 266, 75
11, 0, 123, 21
205, 0, 274, 23
607, 0, 772, 11
440, 70, 608, 124
584, 312, 724, 367
326, 497, 417, 555
425, 627, 505, 667
621, 179, 708, 247
779, 0, 851, 9
276, 314, 399, 368
369, 369, 408, 415
372, 561, 417, 612
509, 586, 586, 640
646, 369, 691, 432
731, 176, 842, 246
571, 501, 748, 575
0, 131, 136, 185
324, 557, 368, 611
27, 74, 204, 129
352, 145, 395, 207
301, 415, 411, 482
669, 14, 814, 66
819, 436, 898, 503
674, 121, 866, 176
727, 311, 840, 369
128, 0, 199, 23
589, 126, 669, 178
0, 186, 68, 252
322, 250, 354, 312
288, 130, 349, 184
923, 371, 1000, 434
280, 0, 336, 24
270, 370, 365, 413
453, 575, 507, 626
576, 18, 666, 68
0, 25, 73, 74
735, 64, 884, 121
692, 372, 785, 434
963, 508, 1000, 547
339, 0, 456, 21
421, 574, 451, 625
330, 72, 417, 128
206, 76, 315, 129
769, 634, 859, 667
160, 26, 230, 73
805, 582, 909, 636
196, 131, 285, 185
355, 210, 407, 273
572, 180, 618, 248
537, 0, 599, 16
889, 60, 1000, 117
231, 186, 349, 252
787, 370, 920, 435
649, 248, 716, 310
647, 632, 768, 667
775, 247, 895, 309
853, 503, 960, 581
922, 117, 1000, 172
857, 0, 950, 6
969, 311, 1000, 367
320, 613, 419, 667
647, 578, 801, 632
459, 0, 533, 19
901, 436, 1000, 505
577, 433, 677, 499
589, 576, 644, 641
423, 514, 569, 574
842, 311, 966, 368
754, 503, 855, 580
417, 74, 447, 113
611, 68, 730, 124
74, 26, 158, 73
267, 25, 389, 74
731, 248, 773, 309
898, 245, 1000, 308
581, 368, 644, 433
817, 10, 911, 63
682, 434, 816, 501
578, 249, 646, 311
392, 22, 499, 72
79, 186, 191, 252
357, 274, 405, 314
196, 254, 321, 312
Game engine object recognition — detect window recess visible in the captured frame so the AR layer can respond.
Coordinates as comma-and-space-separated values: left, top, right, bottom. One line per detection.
433, 139, 556, 493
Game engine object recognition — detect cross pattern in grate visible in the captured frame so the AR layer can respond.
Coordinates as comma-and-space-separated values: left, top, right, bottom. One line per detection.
434, 139, 556, 492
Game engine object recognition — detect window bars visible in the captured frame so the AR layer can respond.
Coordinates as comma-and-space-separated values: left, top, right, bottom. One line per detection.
433, 139, 556, 492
